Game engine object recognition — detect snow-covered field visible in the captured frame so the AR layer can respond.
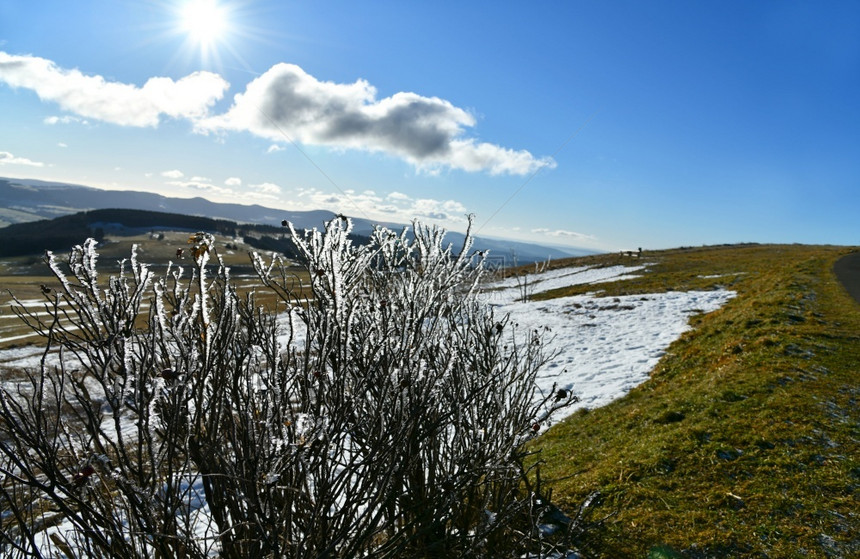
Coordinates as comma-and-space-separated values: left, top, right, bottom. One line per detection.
481, 263, 735, 417
0, 260, 735, 556
0, 262, 735, 418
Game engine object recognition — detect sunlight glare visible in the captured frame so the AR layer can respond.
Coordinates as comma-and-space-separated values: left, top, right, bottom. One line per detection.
181, 0, 227, 45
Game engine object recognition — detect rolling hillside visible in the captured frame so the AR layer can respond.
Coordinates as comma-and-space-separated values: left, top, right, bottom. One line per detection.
529, 244, 860, 557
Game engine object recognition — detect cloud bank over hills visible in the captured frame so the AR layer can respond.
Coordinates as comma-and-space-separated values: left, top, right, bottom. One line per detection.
0, 51, 553, 176
0, 151, 44, 168
0, 177, 592, 263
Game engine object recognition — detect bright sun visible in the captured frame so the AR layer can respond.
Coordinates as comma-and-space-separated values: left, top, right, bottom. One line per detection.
181, 0, 227, 45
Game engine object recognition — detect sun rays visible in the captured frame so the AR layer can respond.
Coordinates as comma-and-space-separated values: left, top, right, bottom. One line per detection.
181, 0, 228, 47
170, 0, 251, 72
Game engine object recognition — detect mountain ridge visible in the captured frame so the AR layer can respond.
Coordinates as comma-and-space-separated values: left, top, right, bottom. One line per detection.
0, 177, 595, 263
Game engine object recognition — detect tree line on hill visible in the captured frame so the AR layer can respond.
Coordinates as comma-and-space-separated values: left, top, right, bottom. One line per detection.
0, 208, 370, 259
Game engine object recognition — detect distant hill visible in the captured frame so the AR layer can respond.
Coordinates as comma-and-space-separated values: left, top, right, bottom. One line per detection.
0, 177, 594, 263
0, 208, 346, 259
0, 177, 335, 230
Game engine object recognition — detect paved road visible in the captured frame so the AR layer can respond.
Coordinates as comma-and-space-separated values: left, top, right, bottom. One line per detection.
834, 251, 860, 305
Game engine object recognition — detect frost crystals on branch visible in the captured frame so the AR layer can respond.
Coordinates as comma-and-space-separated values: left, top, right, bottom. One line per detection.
1, 217, 579, 559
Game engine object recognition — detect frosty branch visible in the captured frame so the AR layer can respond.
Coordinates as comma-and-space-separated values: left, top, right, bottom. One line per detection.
0, 217, 578, 558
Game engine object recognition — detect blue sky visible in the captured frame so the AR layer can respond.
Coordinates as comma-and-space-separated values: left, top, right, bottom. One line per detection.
1, 1, 858, 252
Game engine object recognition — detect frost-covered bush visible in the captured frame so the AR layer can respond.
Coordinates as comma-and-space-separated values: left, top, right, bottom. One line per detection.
0, 217, 575, 558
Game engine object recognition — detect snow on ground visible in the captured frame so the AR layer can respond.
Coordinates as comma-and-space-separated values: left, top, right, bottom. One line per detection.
482, 263, 645, 301
0, 261, 735, 555
482, 264, 735, 417
29, 474, 220, 558
1, 263, 735, 419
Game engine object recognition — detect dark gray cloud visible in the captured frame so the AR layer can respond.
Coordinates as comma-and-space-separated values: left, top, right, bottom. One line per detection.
321, 98, 455, 158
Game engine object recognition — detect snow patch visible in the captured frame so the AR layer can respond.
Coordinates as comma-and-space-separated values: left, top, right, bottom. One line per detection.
482, 264, 735, 418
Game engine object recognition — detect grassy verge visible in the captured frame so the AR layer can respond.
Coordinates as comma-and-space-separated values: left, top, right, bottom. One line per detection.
532, 244, 860, 557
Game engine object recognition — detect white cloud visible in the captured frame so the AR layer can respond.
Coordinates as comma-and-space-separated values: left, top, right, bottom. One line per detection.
161, 169, 184, 179
2, 51, 553, 176
531, 227, 596, 241
442, 139, 556, 176
0, 51, 229, 127
44, 115, 87, 125
57, 142, 67, 148
225, 177, 242, 186
0, 150, 44, 167
166, 178, 234, 196
411, 198, 468, 220
196, 63, 554, 175
249, 182, 281, 195
291, 187, 470, 224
